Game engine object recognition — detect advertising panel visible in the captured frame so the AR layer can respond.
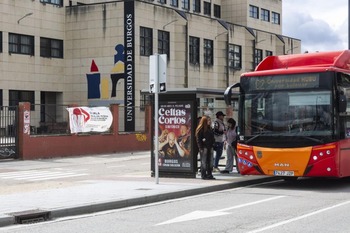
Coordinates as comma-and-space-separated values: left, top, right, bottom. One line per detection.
157, 101, 193, 172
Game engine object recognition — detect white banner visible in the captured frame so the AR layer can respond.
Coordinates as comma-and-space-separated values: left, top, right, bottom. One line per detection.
67, 107, 113, 133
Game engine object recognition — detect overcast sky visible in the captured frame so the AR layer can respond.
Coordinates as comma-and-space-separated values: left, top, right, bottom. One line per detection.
282, 0, 348, 53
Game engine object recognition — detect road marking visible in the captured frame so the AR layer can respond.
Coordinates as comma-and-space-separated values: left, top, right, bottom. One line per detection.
156, 195, 285, 226
248, 200, 350, 233
0, 170, 88, 181
28, 173, 87, 181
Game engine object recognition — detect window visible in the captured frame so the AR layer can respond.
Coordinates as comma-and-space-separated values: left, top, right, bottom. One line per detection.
158, 0, 166, 4
204, 98, 214, 110
204, 1, 211, 16
249, 5, 259, 19
40, 0, 63, 6
182, 0, 189, 10
189, 36, 200, 64
9, 90, 35, 110
170, 0, 178, 7
272, 12, 280, 24
9, 33, 34, 55
254, 49, 263, 67
266, 50, 273, 57
214, 4, 221, 18
338, 73, 350, 138
158, 30, 170, 59
261, 9, 269, 22
140, 94, 151, 111
140, 27, 153, 56
229, 44, 242, 69
203, 39, 213, 66
40, 37, 63, 58
193, 0, 200, 13
0, 32, 2, 53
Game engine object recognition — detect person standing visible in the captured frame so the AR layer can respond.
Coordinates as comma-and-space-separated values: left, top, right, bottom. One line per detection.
221, 118, 239, 174
195, 116, 215, 180
213, 111, 226, 172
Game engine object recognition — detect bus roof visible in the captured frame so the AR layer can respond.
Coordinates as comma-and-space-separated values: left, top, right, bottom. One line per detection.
243, 50, 350, 77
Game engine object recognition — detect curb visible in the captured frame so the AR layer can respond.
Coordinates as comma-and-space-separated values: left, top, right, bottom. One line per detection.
0, 216, 14, 228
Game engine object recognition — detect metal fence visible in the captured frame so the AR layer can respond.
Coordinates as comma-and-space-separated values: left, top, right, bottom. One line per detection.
30, 104, 70, 135
29, 104, 147, 135
28, 104, 237, 135
118, 106, 147, 132
0, 106, 18, 159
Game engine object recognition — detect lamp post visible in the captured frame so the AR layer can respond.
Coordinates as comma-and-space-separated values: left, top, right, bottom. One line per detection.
17, 13, 33, 24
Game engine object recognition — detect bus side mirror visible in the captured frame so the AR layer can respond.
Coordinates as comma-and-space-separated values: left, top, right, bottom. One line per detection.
339, 92, 347, 113
224, 83, 240, 105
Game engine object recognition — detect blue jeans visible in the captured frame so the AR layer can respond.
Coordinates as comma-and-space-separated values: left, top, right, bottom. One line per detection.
213, 142, 224, 168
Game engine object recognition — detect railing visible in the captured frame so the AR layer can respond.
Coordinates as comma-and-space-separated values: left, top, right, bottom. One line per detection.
29, 104, 147, 135
0, 106, 17, 138
30, 104, 70, 135
118, 106, 147, 132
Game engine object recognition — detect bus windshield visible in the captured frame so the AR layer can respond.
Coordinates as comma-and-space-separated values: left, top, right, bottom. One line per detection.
241, 90, 333, 147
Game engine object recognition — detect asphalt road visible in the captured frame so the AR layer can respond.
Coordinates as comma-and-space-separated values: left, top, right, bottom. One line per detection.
2, 177, 350, 233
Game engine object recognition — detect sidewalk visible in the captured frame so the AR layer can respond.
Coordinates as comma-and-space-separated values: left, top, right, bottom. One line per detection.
0, 151, 277, 227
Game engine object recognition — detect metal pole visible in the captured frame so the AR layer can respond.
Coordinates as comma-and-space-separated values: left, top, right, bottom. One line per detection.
155, 93, 159, 184
154, 55, 159, 184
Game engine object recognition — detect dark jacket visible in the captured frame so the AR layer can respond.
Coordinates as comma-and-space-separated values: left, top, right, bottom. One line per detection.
196, 128, 215, 150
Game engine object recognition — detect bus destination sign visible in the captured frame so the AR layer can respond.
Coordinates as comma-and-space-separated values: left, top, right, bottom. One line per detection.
246, 74, 320, 91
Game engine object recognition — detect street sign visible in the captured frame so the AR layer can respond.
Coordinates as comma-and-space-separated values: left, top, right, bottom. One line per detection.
158, 54, 167, 93
149, 55, 157, 93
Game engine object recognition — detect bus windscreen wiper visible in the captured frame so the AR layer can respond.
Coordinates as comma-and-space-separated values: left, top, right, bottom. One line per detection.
298, 135, 324, 143
245, 131, 268, 143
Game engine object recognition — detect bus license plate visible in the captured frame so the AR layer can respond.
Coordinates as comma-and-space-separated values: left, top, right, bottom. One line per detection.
274, 170, 294, 176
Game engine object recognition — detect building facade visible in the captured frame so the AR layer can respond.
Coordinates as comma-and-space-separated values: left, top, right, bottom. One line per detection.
0, 0, 300, 131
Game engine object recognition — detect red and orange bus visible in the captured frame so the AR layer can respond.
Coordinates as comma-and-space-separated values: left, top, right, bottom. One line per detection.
224, 50, 350, 179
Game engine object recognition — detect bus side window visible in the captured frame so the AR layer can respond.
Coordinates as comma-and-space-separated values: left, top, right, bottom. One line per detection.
337, 73, 350, 139
337, 73, 350, 113
344, 119, 350, 138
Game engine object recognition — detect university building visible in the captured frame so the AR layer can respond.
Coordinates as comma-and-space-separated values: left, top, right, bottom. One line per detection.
0, 0, 300, 132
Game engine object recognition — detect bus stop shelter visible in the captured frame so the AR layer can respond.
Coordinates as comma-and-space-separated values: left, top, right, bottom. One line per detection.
142, 87, 237, 178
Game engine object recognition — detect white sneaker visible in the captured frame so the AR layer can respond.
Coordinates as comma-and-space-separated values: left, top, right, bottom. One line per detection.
232, 169, 240, 174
